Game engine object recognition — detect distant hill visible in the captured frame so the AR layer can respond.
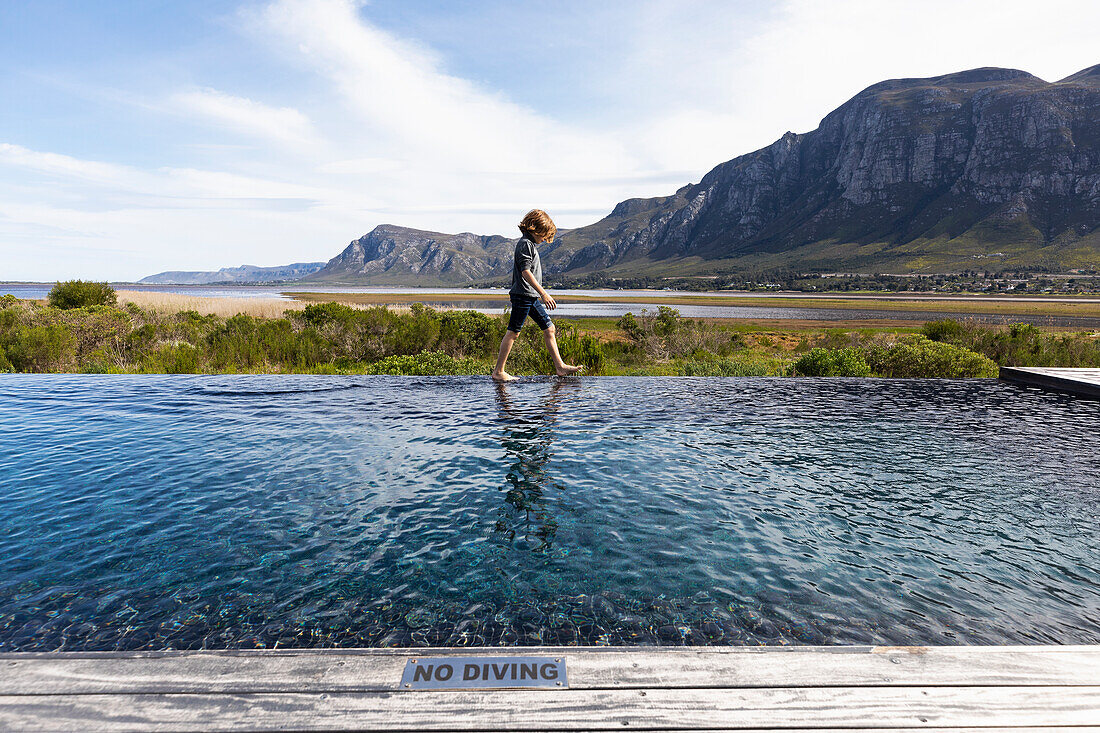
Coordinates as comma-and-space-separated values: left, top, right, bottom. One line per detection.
139, 262, 326, 285
309, 64, 1100, 284
305, 226, 515, 286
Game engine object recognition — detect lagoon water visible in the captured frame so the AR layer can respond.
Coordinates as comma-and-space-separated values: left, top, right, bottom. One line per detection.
6, 283, 1100, 327
0, 375, 1098, 651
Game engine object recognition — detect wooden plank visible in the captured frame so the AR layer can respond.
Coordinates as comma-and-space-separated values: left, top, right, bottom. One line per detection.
1, 686, 1098, 731
1, 646, 1097, 695
1000, 366, 1100, 398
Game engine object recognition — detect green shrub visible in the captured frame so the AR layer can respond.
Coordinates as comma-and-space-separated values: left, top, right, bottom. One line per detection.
867, 336, 997, 378
552, 324, 604, 374
0, 307, 19, 333
653, 305, 681, 337
617, 312, 643, 343
922, 319, 966, 342
207, 313, 261, 367
1008, 322, 1041, 340
47, 280, 117, 309
0, 294, 19, 308
572, 333, 605, 373
297, 301, 358, 327
438, 309, 498, 357
386, 305, 441, 358
153, 343, 200, 374
790, 347, 871, 377
5, 324, 77, 372
616, 306, 713, 360
366, 351, 484, 376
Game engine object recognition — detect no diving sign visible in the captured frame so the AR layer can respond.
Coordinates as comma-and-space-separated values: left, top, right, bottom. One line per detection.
401, 656, 568, 690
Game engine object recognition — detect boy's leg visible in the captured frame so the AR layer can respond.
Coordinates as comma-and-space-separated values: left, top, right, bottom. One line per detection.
492, 330, 519, 381
493, 298, 530, 381
541, 324, 583, 376
528, 300, 582, 376
542, 324, 566, 369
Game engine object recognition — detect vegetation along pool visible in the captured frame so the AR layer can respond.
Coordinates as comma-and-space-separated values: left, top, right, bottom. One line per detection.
0, 375, 1097, 651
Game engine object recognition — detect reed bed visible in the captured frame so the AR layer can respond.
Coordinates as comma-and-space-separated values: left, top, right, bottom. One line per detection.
114, 290, 451, 318
116, 291, 302, 318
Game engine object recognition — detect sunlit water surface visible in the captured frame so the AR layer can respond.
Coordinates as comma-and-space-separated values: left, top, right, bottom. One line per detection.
5, 284, 1099, 326
0, 375, 1097, 651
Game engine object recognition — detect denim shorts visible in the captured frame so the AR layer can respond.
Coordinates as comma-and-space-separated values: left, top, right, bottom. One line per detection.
507, 295, 552, 333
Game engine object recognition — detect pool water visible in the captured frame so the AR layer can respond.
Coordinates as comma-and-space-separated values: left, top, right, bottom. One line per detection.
0, 375, 1097, 651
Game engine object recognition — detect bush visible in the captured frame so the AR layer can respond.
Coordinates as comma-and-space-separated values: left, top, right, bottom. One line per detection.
922, 319, 966, 342
297, 302, 358, 328
366, 351, 484, 376
47, 280, 117, 309
152, 343, 200, 374
1008, 322, 1041, 340
653, 305, 680, 337
553, 324, 604, 374
617, 312, 643, 343
867, 336, 997, 378
790, 347, 871, 377
438, 309, 498, 357
0, 294, 19, 308
5, 324, 77, 372
616, 306, 714, 360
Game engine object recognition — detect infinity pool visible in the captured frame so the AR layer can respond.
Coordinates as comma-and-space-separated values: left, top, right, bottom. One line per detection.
0, 376, 1097, 651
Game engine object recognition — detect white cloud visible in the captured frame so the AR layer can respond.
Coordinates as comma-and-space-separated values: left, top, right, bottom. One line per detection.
169, 88, 323, 150
0, 143, 138, 188
0, 143, 329, 204
259, 0, 629, 175
4, 0, 1100, 280
623, 0, 1100, 169
0, 143, 360, 279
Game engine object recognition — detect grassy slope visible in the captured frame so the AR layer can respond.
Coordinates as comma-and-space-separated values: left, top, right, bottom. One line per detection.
584, 227, 1100, 278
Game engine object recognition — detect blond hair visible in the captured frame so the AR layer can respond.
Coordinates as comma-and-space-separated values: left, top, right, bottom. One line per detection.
518, 209, 556, 243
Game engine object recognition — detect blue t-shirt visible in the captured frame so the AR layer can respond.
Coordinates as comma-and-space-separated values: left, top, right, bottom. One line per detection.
509, 237, 542, 298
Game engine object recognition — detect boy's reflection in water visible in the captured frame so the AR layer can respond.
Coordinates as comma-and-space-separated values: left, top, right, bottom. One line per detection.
492, 380, 578, 551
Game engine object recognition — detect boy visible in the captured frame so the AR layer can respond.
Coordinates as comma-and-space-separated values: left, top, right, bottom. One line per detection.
491, 209, 583, 382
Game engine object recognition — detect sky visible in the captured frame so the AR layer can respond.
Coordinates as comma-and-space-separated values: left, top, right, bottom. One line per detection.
2, 0, 1099, 281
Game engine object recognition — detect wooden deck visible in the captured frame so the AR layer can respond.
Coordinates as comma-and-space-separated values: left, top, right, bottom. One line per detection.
1000, 366, 1100, 398
1, 646, 1098, 731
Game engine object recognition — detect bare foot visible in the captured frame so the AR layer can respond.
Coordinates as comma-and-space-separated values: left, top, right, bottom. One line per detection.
554, 364, 585, 377
491, 370, 518, 382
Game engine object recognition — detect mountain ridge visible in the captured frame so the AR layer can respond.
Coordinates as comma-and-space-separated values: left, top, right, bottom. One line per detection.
139, 262, 326, 285
301, 63, 1100, 284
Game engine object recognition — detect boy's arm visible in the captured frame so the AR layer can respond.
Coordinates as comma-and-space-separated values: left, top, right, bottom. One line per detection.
521, 269, 556, 310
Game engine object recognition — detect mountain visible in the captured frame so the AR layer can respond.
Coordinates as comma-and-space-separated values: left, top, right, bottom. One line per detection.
305, 226, 515, 286
139, 262, 326, 285
310, 64, 1100, 284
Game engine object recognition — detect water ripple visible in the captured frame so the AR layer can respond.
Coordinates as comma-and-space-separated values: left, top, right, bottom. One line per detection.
0, 374, 1097, 650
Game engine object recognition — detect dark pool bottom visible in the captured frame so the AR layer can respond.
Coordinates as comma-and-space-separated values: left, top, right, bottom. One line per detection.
0, 375, 1098, 651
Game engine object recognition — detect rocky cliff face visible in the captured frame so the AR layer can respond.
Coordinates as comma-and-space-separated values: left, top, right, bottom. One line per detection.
307, 225, 515, 284
313, 64, 1100, 282
548, 65, 1100, 274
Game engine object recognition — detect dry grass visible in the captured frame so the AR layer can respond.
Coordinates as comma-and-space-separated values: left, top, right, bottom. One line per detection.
115, 290, 462, 319
117, 290, 305, 318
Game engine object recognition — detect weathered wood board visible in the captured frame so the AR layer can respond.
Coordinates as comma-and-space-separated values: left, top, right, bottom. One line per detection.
1, 646, 1099, 731
1000, 366, 1100, 398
